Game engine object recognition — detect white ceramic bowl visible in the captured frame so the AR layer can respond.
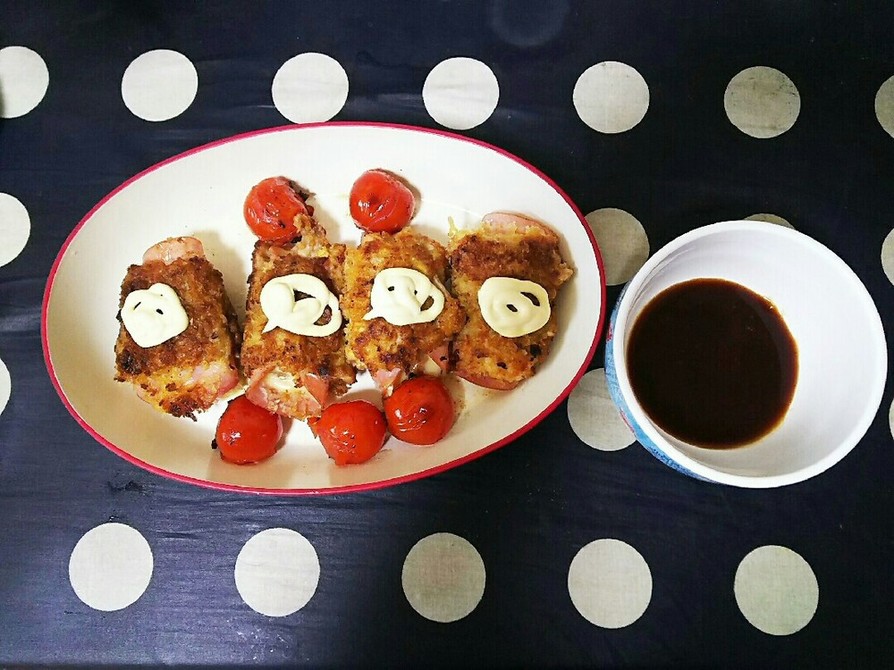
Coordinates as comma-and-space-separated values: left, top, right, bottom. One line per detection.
605, 220, 887, 488
42, 123, 605, 494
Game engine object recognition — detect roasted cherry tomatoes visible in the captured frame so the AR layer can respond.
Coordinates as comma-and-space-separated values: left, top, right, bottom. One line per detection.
384, 376, 455, 445
214, 395, 284, 464
311, 400, 388, 466
244, 176, 311, 243
348, 169, 415, 233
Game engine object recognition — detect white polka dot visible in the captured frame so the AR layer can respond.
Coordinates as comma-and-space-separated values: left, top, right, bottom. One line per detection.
568, 368, 635, 452
121, 49, 198, 122
68, 523, 153, 611
568, 539, 652, 628
585, 208, 650, 285
272, 53, 348, 124
234, 528, 320, 617
422, 57, 499, 130
573, 61, 649, 134
0, 193, 30, 267
724, 66, 800, 139
734, 545, 818, 636
0, 357, 9, 417
888, 397, 893, 440
745, 212, 795, 229
874, 75, 894, 139
402, 533, 485, 623
882, 227, 894, 286
0, 46, 49, 118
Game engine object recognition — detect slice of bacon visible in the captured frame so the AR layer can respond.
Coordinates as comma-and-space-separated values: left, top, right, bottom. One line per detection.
454, 371, 519, 391
373, 345, 452, 395
427, 344, 450, 374
299, 372, 331, 409
244, 367, 332, 418
480, 211, 560, 238
193, 361, 240, 399
142, 236, 206, 264
373, 368, 404, 395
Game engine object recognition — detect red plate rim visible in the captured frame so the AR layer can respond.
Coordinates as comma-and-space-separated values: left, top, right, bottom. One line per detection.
40, 121, 607, 495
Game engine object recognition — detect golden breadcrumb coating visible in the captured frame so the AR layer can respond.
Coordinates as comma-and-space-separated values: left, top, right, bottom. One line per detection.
114, 254, 240, 419
240, 225, 356, 419
342, 228, 466, 389
447, 214, 573, 389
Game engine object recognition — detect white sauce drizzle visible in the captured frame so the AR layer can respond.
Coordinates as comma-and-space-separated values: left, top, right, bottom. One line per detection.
121, 283, 189, 348
260, 273, 342, 336
364, 267, 445, 326
477, 277, 551, 338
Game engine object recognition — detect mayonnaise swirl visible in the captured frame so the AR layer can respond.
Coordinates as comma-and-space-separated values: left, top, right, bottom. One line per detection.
363, 267, 445, 326
477, 277, 550, 338
260, 273, 342, 336
121, 283, 189, 348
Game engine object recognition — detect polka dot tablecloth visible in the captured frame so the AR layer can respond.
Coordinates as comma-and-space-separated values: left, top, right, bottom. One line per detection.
1, 2, 892, 667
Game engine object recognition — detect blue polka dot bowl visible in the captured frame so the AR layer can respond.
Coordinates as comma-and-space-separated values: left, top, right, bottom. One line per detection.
604, 221, 887, 488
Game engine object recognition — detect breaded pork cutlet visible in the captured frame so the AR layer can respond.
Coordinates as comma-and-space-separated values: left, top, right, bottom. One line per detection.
341, 228, 466, 393
241, 220, 356, 419
447, 211, 573, 390
114, 236, 241, 419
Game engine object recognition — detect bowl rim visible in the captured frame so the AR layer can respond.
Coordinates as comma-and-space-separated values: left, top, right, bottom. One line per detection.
607, 219, 888, 488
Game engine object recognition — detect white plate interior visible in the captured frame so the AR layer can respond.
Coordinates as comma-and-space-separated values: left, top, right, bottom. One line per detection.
44, 123, 604, 492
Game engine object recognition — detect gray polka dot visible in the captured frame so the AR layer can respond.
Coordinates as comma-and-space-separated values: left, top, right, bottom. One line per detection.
402, 533, 485, 623
0, 193, 30, 268
875, 75, 894, 139
0, 356, 8, 417
272, 53, 349, 124
422, 58, 499, 130
121, 50, 197, 122
488, 0, 569, 48
568, 539, 652, 628
68, 523, 153, 611
734, 545, 818, 635
568, 368, 635, 451
0, 46, 49, 118
724, 66, 800, 138
234, 528, 320, 617
573, 61, 649, 134
745, 212, 794, 229
585, 208, 650, 286
882, 228, 894, 285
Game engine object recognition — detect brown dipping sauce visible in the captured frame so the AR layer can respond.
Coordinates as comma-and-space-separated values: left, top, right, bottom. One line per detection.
627, 278, 798, 449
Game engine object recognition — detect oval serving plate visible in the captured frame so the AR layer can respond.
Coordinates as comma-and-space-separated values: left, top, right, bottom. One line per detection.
42, 122, 605, 494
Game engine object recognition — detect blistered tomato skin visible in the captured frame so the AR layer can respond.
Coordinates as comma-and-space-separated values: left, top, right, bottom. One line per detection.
311, 400, 388, 466
384, 376, 455, 445
349, 169, 415, 234
215, 395, 284, 464
244, 176, 311, 243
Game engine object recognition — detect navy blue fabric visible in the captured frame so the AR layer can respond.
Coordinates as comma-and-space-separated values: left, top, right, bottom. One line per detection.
1, 1, 892, 666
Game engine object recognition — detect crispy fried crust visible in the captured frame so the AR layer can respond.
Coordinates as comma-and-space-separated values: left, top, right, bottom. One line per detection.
447, 217, 573, 389
342, 229, 466, 385
114, 256, 240, 418
240, 229, 356, 417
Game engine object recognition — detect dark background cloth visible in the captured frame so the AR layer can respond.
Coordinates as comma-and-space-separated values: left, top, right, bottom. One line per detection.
1, 1, 892, 667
